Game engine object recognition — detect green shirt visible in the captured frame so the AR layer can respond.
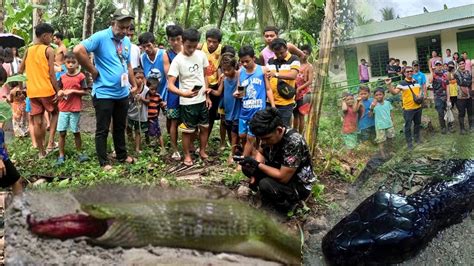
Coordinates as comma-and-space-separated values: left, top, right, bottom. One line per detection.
373, 100, 393, 130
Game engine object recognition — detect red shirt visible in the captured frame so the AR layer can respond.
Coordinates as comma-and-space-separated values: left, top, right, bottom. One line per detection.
58, 72, 87, 112
342, 106, 359, 134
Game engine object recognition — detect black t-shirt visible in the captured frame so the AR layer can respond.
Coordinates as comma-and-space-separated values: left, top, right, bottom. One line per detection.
262, 129, 316, 190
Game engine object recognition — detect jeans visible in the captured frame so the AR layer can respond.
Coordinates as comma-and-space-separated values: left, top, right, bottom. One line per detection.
403, 108, 422, 146
258, 177, 310, 211
456, 98, 473, 129
434, 98, 447, 129
93, 96, 129, 166
276, 104, 295, 127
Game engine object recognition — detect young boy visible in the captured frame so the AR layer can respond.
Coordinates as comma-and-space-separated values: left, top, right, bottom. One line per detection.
127, 67, 150, 154
236, 45, 275, 157
357, 86, 375, 142
19, 23, 60, 159
167, 28, 211, 166
146, 73, 167, 155
369, 88, 395, 158
56, 52, 89, 165
259, 26, 304, 65
341, 92, 361, 152
162, 25, 183, 161
211, 53, 241, 163
138, 32, 167, 100
0, 68, 22, 196
358, 59, 369, 83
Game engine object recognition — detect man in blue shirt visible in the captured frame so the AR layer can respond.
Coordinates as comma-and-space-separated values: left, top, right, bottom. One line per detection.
74, 8, 138, 170
411, 60, 427, 97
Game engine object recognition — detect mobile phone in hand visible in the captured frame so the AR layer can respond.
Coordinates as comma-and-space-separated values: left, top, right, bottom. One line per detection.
237, 86, 245, 92
192, 85, 202, 92
233, 155, 244, 162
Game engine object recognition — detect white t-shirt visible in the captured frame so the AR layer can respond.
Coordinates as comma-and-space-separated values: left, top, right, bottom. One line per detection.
130, 43, 141, 69
443, 56, 453, 64
168, 50, 209, 105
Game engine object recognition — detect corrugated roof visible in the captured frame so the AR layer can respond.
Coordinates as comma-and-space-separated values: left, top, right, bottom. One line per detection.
351, 4, 474, 39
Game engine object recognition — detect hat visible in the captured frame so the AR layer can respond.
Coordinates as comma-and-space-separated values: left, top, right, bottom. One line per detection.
434, 60, 442, 65
148, 68, 162, 82
112, 8, 134, 21
412, 60, 419, 66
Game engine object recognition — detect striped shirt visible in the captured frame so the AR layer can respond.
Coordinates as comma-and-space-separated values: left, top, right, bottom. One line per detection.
267, 53, 300, 106
396, 79, 422, 110
148, 94, 162, 119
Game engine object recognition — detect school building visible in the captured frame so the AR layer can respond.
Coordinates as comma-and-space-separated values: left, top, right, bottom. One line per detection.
329, 4, 474, 86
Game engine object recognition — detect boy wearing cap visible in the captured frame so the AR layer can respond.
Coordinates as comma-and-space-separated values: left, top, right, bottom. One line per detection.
74, 8, 138, 170
430, 60, 450, 134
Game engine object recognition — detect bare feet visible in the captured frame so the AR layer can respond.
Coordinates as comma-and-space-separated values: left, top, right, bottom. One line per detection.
199, 150, 209, 160
123, 156, 136, 164
102, 165, 113, 171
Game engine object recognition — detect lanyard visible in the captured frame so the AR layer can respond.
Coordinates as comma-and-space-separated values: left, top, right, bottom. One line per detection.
113, 39, 127, 70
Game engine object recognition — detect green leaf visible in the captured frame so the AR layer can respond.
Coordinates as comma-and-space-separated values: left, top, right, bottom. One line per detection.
6, 74, 28, 84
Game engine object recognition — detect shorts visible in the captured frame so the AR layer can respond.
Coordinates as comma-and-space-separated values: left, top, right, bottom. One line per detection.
29, 95, 57, 116
239, 118, 255, 137
342, 133, 358, 149
127, 118, 148, 133
358, 126, 375, 142
0, 159, 21, 188
57, 112, 81, 133
225, 120, 239, 134
148, 116, 162, 137
375, 127, 395, 144
179, 102, 209, 133
166, 108, 181, 120
25, 97, 31, 113
276, 104, 295, 127
208, 84, 220, 121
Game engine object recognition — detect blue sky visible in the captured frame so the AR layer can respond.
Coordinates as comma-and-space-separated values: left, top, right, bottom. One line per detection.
357, 0, 473, 20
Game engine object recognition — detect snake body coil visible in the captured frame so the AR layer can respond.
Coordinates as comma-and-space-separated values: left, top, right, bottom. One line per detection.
28, 198, 301, 265
322, 160, 474, 265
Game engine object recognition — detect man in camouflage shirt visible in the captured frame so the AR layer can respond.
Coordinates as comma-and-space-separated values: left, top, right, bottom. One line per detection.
239, 108, 316, 212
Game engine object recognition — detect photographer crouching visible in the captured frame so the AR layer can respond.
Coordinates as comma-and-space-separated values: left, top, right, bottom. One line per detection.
238, 108, 316, 212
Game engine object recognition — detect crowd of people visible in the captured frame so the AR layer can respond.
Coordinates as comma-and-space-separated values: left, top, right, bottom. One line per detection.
0, 8, 317, 211
347, 48, 473, 155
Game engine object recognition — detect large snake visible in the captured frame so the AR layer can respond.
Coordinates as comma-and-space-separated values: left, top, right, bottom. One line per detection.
27, 198, 302, 265
322, 159, 474, 265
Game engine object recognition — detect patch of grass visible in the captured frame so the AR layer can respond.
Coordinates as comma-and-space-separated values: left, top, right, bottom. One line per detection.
222, 170, 245, 187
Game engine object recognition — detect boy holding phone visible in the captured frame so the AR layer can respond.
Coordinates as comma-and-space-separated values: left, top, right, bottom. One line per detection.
168, 28, 211, 166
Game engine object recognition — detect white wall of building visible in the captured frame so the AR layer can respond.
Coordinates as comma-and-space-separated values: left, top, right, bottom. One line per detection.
441, 29, 458, 55
387, 36, 418, 64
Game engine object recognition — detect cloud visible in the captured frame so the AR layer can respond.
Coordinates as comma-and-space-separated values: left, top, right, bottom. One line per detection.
363, 0, 473, 20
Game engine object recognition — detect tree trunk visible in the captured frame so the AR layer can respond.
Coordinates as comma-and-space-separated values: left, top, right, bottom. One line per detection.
0, 0, 5, 33
32, 0, 46, 43
149, 0, 158, 33
184, 0, 191, 27
82, 0, 95, 39
304, 0, 337, 156
137, 0, 144, 36
217, 0, 228, 29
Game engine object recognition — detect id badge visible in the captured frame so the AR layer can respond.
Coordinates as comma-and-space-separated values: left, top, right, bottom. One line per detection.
121, 73, 129, 87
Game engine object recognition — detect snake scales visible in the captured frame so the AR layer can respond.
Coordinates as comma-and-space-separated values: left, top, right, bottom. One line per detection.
322, 159, 474, 265
27, 198, 302, 265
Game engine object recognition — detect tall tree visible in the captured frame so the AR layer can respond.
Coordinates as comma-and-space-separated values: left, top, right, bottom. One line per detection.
82, 0, 95, 39
355, 13, 374, 26
184, 0, 191, 28
149, 0, 158, 33
305, 0, 337, 155
32, 0, 47, 42
380, 7, 395, 21
0, 0, 4, 33
217, 0, 228, 29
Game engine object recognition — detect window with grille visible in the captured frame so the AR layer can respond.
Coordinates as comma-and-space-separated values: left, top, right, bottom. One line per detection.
369, 43, 389, 77
416, 35, 441, 73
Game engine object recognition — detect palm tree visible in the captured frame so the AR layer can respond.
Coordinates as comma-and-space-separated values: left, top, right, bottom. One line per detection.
149, 0, 158, 33
82, 0, 95, 39
355, 13, 375, 26
184, 0, 192, 28
0, 0, 5, 33
217, 0, 228, 29
380, 7, 395, 21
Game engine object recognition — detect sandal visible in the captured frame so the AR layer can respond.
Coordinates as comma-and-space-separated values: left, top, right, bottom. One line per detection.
183, 160, 193, 167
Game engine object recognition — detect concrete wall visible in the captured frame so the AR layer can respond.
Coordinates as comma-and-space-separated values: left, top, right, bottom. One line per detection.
441, 29, 458, 55
387, 36, 418, 64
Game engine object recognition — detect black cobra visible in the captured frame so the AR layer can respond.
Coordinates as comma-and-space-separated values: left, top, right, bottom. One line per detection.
322, 159, 474, 265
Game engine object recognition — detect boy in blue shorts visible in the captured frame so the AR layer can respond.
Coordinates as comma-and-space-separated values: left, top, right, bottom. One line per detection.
211, 53, 242, 163
235, 45, 275, 157
56, 52, 89, 165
